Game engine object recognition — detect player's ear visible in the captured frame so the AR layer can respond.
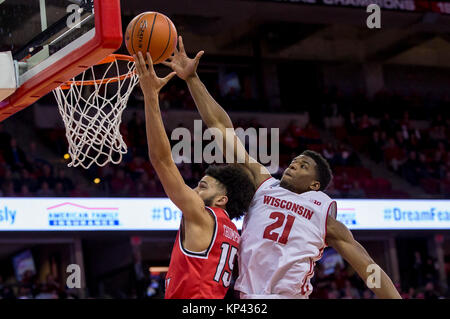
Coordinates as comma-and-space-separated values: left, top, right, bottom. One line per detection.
215, 195, 228, 207
310, 180, 320, 191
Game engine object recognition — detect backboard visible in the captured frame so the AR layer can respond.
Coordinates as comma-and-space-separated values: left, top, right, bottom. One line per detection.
0, 0, 123, 122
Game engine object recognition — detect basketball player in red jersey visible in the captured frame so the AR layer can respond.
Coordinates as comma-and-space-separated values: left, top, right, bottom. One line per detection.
162, 37, 401, 299
134, 52, 255, 299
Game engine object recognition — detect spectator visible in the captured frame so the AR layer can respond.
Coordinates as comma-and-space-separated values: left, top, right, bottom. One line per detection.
347, 181, 366, 198
20, 168, 39, 193
17, 286, 33, 299
45, 274, 60, 293
341, 280, 360, 299
336, 145, 360, 167
429, 125, 447, 145
406, 287, 416, 299
417, 153, 433, 180
70, 181, 91, 197
322, 143, 336, 165
2, 181, 16, 197
339, 172, 353, 196
401, 151, 420, 185
0, 123, 12, 151
325, 181, 342, 198
1, 286, 15, 299
36, 182, 55, 197
379, 113, 396, 136
383, 138, 405, 172
442, 171, 450, 196
362, 288, 374, 299
3, 138, 29, 171
18, 185, 33, 197
415, 292, 425, 299
311, 264, 331, 299
27, 141, 45, 165
35, 284, 59, 299
327, 282, 341, 299
109, 168, 134, 196
367, 131, 384, 163
358, 113, 372, 136
288, 120, 304, 138
423, 257, 439, 284
345, 112, 358, 136
37, 164, 56, 189
54, 182, 66, 197
424, 282, 439, 299
412, 251, 424, 288
333, 265, 348, 290
55, 169, 74, 193
280, 130, 299, 153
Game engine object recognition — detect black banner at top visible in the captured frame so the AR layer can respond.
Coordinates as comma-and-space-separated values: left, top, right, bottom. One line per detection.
265, 0, 450, 15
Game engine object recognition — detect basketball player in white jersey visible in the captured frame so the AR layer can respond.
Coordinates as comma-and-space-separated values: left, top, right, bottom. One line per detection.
163, 37, 401, 299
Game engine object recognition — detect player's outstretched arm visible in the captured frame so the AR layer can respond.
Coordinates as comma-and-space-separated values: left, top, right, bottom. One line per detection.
134, 52, 211, 230
162, 36, 271, 188
326, 217, 402, 299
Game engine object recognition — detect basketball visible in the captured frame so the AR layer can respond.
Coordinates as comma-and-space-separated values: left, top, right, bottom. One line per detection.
125, 12, 178, 64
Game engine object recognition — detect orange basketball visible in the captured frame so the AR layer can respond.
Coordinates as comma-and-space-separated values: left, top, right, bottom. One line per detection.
125, 12, 178, 64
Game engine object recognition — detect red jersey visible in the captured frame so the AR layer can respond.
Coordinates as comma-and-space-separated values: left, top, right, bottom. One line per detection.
165, 206, 240, 299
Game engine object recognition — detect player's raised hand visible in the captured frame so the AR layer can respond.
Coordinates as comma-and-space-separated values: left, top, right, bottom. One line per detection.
162, 36, 204, 81
134, 51, 176, 99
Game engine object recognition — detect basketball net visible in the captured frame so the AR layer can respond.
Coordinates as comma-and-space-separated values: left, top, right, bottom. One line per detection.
53, 55, 139, 169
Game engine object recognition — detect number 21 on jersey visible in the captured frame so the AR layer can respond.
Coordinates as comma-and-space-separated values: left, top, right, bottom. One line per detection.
263, 212, 295, 244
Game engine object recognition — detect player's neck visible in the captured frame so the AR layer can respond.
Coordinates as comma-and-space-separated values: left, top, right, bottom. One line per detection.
280, 183, 302, 195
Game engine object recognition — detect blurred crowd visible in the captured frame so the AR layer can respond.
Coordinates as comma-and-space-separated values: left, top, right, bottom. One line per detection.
0, 271, 77, 299
318, 87, 449, 197
309, 250, 449, 299
0, 85, 448, 199
0, 124, 75, 197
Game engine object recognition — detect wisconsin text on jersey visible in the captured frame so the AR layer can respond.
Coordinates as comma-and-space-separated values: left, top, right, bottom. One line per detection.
263, 195, 315, 220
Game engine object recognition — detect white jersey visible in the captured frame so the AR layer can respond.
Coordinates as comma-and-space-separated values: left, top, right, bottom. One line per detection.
235, 177, 337, 298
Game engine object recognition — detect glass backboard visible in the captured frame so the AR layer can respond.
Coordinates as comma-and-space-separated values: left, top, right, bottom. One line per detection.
0, 0, 123, 121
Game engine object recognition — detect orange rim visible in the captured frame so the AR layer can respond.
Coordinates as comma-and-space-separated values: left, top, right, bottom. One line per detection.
59, 54, 136, 90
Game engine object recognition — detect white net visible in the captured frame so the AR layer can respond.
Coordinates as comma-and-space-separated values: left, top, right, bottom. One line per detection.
53, 55, 139, 169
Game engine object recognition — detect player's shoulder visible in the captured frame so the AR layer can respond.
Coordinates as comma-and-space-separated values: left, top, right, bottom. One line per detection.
206, 206, 236, 224
206, 206, 225, 217
302, 190, 332, 200
256, 176, 279, 190
301, 190, 334, 206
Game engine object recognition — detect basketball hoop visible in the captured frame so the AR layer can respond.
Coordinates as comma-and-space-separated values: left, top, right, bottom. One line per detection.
53, 54, 139, 169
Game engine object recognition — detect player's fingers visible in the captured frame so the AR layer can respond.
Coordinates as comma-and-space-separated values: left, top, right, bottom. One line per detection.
195, 50, 204, 62
162, 71, 177, 85
137, 52, 148, 74
133, 54, 144, 76
146, 52, 157, 76
179, 36, 186, 54
161, 61, 174, 69
146, 52, 154, 68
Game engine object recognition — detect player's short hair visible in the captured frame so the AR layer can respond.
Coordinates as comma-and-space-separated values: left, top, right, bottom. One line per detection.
301, 150, 333, 191
205, 164, 255, 220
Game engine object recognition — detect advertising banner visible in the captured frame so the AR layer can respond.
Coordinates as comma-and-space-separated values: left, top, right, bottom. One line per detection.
0, 198, 449, 231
